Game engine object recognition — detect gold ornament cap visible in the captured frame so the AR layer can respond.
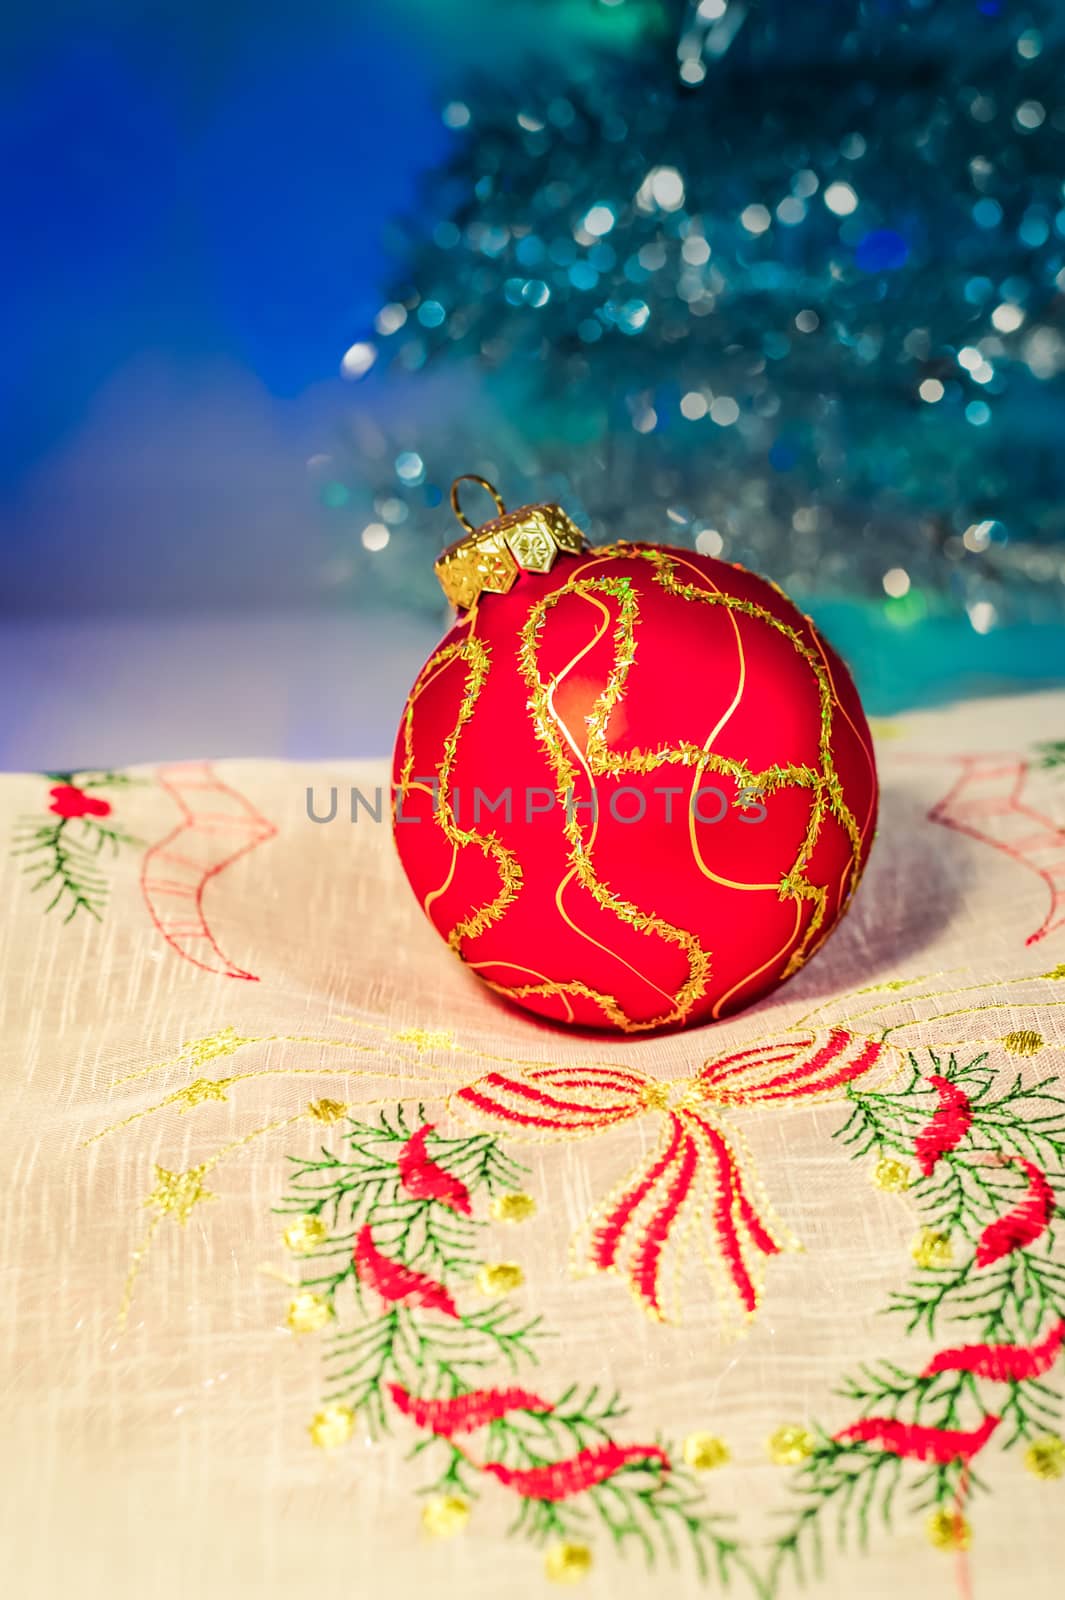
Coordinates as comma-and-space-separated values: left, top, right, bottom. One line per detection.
435, 475, 586, 610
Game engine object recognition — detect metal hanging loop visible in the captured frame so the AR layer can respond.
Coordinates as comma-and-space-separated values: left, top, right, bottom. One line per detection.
450, 475, 507, 534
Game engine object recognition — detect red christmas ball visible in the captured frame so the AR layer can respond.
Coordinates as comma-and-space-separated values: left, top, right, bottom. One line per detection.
392, 485, 877, 1034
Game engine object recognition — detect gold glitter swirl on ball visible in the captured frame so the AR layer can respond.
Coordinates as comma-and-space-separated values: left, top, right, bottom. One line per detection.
508, 548, 867, 1029
397, 631, 523, 949
517, 569, 713, 1030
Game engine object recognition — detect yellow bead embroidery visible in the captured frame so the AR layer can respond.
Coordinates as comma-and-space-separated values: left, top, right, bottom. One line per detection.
308, 1405, 354, 1450
421, 1495, 470, 1538
545, 1541, 593, 1584
767, 1425, 815, 1466
872, 1156, 910, 1192
1025, 1434, 1065, 1479
683, 1432, 730, 1470
283, 1215, 330, 1254
1002, 1029, 1044, 1056
286, 1292, 333, 1334
926, 1509, 971, 1551
477, 1261, 524, 1295
491, 1191, 536, 1223
912, 1228, 953, 1269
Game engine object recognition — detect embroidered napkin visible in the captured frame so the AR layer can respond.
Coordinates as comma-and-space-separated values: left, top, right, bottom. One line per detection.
3, 691, 1064, 1600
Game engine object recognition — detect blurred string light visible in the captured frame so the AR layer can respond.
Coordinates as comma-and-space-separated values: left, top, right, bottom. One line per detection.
823, 181, 859, 216
361, 522, 390, 552
340, 341, 376, 379
328, 0, 1065, 628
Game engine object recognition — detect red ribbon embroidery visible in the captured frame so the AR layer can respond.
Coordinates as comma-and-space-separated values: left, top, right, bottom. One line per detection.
922, 1319, 1065, 1382
454, 1028, 885, 1324
975, 1159, 1056, 1268
397, 1124, 472, 1214
388, 1383, 553, 1436
914, 1075, 973, 1175
353, 1225, 459, 1318
834, 1415, 1000, 1463
482, 1443, 671, 1500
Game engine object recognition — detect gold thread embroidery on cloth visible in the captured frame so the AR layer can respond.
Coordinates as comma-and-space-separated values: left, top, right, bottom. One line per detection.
145, 1162, 216, 1224
98, 1007, 901, 1332
96, 974, 1055, 1335
454, 1033, 893, 1329
393, 1027, 457, 1053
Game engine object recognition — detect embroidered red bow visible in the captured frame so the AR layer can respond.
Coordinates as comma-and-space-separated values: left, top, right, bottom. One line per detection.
453, 1028, 885, 1326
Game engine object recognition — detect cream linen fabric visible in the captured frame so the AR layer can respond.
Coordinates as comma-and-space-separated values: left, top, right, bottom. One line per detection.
3, 690, 1065, 1600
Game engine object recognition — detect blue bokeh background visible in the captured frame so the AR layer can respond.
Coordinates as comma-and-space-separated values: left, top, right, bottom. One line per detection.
2, 1, 1063, 765
0, 2, 459, 611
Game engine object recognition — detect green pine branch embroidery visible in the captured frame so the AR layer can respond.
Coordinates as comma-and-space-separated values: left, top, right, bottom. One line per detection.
1032, 739, 1065, 770
12, 770, 141, 922
278, 1107, 743, 1585
767, 1046, 1065, 1593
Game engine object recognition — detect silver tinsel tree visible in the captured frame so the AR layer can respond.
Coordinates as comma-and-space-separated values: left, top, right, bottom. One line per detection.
322, 0, 1065, 628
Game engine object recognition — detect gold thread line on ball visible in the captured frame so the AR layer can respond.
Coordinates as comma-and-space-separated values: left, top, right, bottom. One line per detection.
639, 547, 866, 988
545, 589, 687, 1010
466, 958, 577, 1024
808, 623, 879, 919
515, 553, 866, 1026
519, 572, 712, 1030
396, 608, 639, 1028
644, 552, 864, 880
557, 559, 841, 1013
